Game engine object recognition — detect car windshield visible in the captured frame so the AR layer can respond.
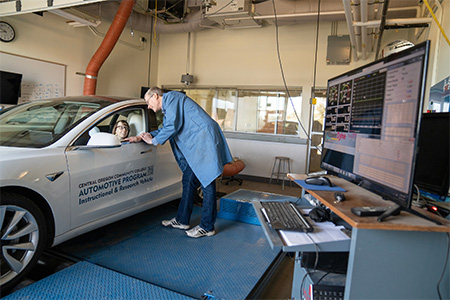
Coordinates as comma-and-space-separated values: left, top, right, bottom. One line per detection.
0, 100, 104, 148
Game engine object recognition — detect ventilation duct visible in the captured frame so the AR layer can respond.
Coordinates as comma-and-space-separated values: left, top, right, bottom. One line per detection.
83, 0, 134, 95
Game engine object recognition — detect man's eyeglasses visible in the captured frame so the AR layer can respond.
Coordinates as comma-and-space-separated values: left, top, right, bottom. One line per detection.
117, 126, 129, 130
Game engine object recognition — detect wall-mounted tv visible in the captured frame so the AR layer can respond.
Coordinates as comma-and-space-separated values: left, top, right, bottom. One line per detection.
0, 70, 23, 105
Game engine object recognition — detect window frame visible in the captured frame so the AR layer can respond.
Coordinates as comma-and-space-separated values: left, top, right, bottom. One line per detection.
162, 85, 307, 145
71, 106, 149, 146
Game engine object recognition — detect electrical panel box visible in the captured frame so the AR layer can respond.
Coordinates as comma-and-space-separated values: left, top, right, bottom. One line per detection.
327, 35, 351, 65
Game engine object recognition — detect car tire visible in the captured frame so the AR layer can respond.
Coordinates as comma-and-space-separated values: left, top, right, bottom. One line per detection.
0, 192, 47, 293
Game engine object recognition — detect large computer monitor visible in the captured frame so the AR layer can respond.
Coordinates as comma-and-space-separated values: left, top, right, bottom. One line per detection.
320, 41, 430, 209
414, 112, 449, 197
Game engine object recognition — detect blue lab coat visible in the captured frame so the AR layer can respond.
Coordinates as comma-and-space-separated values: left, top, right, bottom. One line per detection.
150, 91, 233, 187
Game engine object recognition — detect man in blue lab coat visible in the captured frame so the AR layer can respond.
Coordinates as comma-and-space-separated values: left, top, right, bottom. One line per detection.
126, 87, 233, 238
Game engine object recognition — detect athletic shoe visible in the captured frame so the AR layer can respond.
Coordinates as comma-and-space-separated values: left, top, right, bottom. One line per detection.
162, 217, 190, 230
185, 225, 215, 238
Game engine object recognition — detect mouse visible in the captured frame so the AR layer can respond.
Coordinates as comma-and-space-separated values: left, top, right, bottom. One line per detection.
305, 176, 333, 187
309, 206, 330, 222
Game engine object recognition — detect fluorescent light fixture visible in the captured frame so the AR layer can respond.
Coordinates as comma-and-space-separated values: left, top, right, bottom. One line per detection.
49, 9, 101, 27
0, 0, 107, 17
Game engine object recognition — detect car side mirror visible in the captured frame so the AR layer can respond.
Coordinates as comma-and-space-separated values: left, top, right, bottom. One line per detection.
86, 132, 121, 148
73, 132, 121, 150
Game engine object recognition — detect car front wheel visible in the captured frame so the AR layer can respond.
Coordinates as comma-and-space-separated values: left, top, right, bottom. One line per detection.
0, 192, 47, 292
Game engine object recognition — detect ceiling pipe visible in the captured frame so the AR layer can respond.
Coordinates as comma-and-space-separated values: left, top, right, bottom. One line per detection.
360, 0, 368, 60
83, 0, 135, 95
343, 0, 358, 62
353, 17, 432, 28
375, 0, 390, 60
374, 1, 383, 45
352, 0, 362, 54
367, 1, 376, 52
224, 10, 346, 21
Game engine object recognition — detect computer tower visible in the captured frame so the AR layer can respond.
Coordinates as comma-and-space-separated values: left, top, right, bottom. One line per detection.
301, 252, 349, 274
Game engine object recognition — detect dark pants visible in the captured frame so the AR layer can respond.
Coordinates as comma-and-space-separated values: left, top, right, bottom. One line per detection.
176, 165, 217, 231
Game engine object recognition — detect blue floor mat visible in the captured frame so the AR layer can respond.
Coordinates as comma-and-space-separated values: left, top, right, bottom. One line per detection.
56, 203, 280, 299
3, 261, 195, 300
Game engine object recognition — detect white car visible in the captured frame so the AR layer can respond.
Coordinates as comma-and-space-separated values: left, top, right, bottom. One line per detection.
0, 96, 182, 291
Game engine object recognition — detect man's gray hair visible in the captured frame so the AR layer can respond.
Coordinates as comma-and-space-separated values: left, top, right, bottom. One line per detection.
145, 87, 163, 99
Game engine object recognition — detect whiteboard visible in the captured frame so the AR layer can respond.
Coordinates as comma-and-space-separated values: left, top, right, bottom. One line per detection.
0, 51, 66, 103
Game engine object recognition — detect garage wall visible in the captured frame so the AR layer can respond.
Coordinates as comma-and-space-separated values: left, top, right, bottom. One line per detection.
154, 1, 449, 177
0, 12, 151, 98
227, 138, 307, 178
155, 21, 409, 177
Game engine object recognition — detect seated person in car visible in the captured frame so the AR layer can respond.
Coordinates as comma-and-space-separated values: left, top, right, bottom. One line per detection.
112, 120, 130, 140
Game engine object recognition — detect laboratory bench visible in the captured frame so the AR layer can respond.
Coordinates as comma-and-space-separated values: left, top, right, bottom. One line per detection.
253, 173, 450, 300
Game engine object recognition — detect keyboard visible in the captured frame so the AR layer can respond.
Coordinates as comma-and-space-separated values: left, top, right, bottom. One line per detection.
312, 284, 345, 300
260, 201, 314, 232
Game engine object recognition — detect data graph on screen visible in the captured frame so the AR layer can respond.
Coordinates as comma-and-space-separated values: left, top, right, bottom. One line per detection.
321, 41, 430, 208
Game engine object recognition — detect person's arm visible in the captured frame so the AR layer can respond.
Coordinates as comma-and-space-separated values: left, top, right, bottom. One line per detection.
123, 135, 142, 143
124, 133, 157, 145
149, 94, 184, 145
139, 132, 154, 145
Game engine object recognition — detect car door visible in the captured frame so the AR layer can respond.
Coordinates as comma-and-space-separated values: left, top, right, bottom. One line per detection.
65, 106, 160, 228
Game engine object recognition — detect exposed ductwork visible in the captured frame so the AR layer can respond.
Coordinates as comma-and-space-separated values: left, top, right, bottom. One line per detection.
342, 0, 431, 61
76, 1, 216, 34
74, 0, 424, 35
8, 0, 425, 64
77, 0, 349, 33
83, 0, 134, 95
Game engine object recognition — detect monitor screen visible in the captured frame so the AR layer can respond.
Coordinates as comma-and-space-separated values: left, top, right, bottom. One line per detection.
320, 41, 430, 209
414, 112, 449, 197
0, 71, 22, 105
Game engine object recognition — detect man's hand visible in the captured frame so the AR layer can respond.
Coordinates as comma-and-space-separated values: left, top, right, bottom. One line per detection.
123, 136, 142, 143
139, 132, 153, 145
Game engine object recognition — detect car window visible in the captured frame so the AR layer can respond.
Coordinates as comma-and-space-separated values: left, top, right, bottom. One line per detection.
73, 108, 147, 146
0, 101, 101, 148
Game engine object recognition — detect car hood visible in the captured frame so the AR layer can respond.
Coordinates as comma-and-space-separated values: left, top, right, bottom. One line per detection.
0, 146, 60, 162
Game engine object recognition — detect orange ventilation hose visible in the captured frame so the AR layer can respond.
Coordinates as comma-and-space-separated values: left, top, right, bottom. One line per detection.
83, 0, 135, 95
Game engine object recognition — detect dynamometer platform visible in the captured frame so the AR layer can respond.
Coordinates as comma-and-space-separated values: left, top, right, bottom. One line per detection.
4, 191, 299, 299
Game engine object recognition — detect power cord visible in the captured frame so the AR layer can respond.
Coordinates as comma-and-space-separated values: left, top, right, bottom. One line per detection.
315, 271, 331, 285
299, 235, 321, 300
270, 0, 321, 153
